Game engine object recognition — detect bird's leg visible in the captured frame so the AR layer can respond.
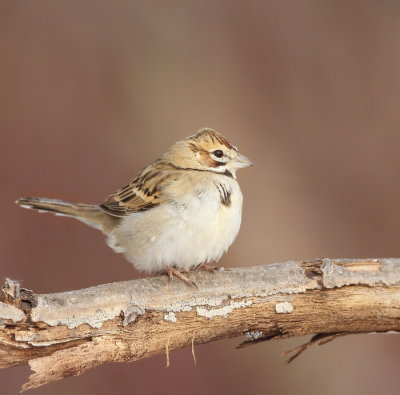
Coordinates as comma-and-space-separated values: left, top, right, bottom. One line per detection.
199, 263, 220, 273
166, 267, 198, 288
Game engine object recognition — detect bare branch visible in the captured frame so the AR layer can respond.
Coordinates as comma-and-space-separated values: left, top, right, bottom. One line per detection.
1, 258, 400, 391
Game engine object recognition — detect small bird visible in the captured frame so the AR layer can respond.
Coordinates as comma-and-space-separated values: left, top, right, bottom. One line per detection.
16, 128, 253, 286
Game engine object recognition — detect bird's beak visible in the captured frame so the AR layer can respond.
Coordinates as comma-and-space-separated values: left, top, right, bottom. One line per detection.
233, 153, 254, 168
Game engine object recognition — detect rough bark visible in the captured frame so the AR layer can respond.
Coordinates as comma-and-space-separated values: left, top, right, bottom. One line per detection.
1, 258, 400, 391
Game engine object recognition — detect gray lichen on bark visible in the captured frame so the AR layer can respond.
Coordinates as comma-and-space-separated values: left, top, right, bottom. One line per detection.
29, 261, 318, 329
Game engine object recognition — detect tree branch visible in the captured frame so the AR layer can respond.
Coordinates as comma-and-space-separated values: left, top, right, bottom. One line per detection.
1, 258, 400, 391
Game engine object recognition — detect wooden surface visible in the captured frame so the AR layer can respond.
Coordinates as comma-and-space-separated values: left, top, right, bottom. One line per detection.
1, 258, 400, 391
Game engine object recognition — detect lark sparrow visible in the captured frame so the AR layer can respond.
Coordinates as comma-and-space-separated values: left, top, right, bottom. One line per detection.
16, 128, 253, 286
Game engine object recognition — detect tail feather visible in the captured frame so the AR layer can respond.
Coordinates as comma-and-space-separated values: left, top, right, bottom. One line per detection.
16, 197, 96, 217
16, 197, 118, 233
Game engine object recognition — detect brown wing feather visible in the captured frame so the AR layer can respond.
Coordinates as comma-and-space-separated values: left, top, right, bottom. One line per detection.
99, 163, 176, 217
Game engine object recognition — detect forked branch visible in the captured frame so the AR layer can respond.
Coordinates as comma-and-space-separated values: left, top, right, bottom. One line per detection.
1, 258, 400, 391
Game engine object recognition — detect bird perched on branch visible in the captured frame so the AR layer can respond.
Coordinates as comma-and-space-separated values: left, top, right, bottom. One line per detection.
16, 128, 253, 286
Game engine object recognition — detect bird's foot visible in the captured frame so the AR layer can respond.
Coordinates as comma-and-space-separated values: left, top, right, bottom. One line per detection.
199, 263, 221, 273
166, 267, 198, 289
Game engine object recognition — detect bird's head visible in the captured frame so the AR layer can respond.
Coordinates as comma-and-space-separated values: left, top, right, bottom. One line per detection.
164, 128, 253, 178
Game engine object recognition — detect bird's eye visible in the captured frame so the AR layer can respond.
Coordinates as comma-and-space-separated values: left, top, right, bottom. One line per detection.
213, 150, 224, 158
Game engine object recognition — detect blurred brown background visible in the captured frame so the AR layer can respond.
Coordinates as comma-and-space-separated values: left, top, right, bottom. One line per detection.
1, 1, 400, 394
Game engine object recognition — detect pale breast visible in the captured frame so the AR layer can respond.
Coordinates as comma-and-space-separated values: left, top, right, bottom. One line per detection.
110, 173, 243, 273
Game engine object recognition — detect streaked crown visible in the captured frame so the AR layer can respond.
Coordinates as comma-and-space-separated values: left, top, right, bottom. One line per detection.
162, 128, 253, 177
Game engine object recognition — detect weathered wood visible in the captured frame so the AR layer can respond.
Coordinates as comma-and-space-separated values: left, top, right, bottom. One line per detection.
1, 258, 400, 391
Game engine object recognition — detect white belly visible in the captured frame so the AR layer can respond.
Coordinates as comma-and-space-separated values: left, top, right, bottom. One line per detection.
110, 178, 243, 273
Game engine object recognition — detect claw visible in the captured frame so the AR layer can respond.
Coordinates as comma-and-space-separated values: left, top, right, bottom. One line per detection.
199, 263, 220, 273
166, 267, 198, 289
